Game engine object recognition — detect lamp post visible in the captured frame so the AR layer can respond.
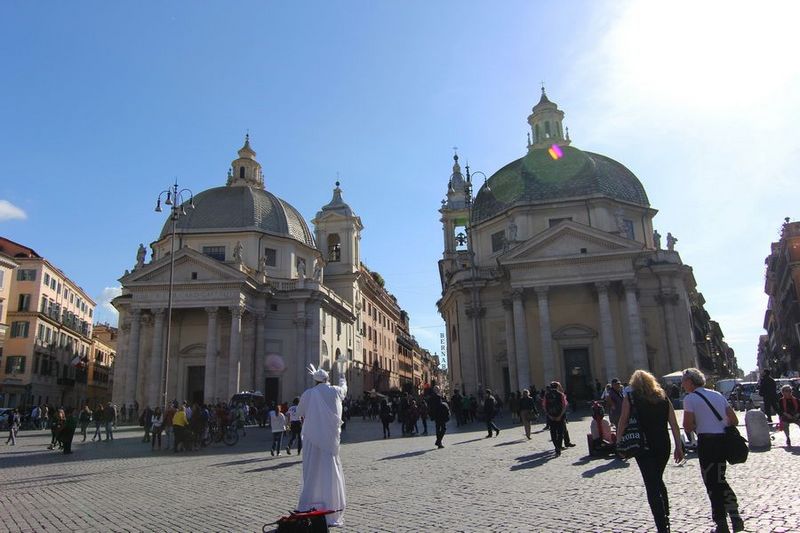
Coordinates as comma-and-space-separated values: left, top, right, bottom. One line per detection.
155, 182, 194, 411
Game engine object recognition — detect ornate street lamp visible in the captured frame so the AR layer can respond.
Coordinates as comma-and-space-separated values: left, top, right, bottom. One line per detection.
155, 181, 194, 410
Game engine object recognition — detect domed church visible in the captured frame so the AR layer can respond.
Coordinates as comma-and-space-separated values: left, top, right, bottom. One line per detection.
438, 90, 700, 401
113, 137, 364, 409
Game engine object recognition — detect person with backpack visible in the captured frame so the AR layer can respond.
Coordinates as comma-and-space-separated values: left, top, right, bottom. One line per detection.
779, 384, 800, 447
545, 382, 567, 456
484, 389, 500, 438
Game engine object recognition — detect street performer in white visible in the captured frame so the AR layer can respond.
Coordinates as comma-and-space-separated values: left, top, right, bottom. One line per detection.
297, 358, 348, 527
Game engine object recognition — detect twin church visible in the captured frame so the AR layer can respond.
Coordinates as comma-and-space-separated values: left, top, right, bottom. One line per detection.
113, 90, 702, 409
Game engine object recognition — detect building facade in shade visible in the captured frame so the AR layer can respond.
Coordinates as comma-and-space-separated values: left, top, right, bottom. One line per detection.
0, 251, 19, 356
113, 138, 369, 411
438, 90, 718, 401
88, 323, 117, 404
762, 219, 800, 375
0, 237, 96, 408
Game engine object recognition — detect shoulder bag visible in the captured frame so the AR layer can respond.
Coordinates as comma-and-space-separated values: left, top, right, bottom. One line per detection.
693, 390, 748, 464
616, 393, 647, 458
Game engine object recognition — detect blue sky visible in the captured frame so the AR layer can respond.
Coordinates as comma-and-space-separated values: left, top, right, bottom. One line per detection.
2, 1, 798, 373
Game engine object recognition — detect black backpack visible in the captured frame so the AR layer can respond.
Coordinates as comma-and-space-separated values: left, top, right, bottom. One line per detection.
545, 390, 563, 418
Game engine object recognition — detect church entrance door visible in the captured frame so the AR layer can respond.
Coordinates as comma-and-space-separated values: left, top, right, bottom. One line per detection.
264, 377, 279, 406
186, 366, 205, 405
563, 348, 592, 403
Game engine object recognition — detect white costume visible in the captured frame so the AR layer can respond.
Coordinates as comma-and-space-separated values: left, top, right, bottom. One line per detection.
297, 364, 347, 526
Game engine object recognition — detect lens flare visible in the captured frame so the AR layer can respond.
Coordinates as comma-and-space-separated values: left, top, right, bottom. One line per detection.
548, 144, 563, 160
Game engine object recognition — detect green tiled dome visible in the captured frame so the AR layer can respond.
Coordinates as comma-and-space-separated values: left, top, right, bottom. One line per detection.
159, 185, 315, 247
472, 146, 649, 223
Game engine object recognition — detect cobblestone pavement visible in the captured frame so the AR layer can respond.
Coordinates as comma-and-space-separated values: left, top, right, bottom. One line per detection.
1, 412, 799, 532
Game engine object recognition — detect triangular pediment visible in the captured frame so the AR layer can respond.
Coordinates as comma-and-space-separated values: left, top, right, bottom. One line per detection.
121, 247, 248, 286
500, 220, 644, 263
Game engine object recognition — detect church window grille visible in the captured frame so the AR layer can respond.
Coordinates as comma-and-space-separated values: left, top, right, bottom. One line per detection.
491, 231, 505, 253
263, 248, 277, 267
327, 234, 341, 262
202, 246, 226, 261
239, 166, 245, 179
191, 272, 198, 280
622, 219, 635, 240
270, 304, 278, 311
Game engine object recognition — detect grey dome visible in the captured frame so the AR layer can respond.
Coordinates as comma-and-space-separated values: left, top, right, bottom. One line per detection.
472, 146, 649, 224
160, 185, 315, 247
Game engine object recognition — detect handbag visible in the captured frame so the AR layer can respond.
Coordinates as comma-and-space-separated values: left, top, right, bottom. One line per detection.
616, 393, 647, 458
693, 390, 749, 464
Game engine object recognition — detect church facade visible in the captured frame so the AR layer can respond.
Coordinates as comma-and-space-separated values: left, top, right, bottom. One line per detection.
112, 138, 367, 409
438, 90, 700, 401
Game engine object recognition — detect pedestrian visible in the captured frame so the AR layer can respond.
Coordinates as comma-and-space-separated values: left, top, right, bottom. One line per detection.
269, 403, 287, 456
419, 398, 429, 436
451, 391, 463, 426
79, 405, 91, 441
48, 408, 65, 450
757, 370, 779, 422
428, 386, 449, 449
682, 367, 744, 533
62, 408, 77, 454
103, 402, 115, 441
31, 405, 41, 430
616, 370, 684, 533
151, 407, 163, 450
379, 399, 393, 439
778, 384, 800, 446
554, 382, 576, 448
606, 378, 624, 428
297, 361, 348, 527
483, 389, 500, 438
163, 402, 176, 448
5, 409, 20, 445
92, 404, 104, 441
545, 382, 567, 455
518, 389, 536, 440
140, 406, 153, 443
286, 397, 303, 455
172, 405, 189, 452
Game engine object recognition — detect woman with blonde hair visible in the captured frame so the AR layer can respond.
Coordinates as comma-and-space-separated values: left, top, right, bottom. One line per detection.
617, 370, 684, 533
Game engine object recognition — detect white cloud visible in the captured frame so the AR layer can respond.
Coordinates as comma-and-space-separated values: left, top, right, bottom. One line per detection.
0, 199, 27, 221
94, 286, 122, 325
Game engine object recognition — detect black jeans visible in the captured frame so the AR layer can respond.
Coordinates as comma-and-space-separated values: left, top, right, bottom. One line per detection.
549, 417, 565, 450
486, 417, 499, 436
435, 420, 447, 445
635, 449, 670, 532
698, 434, 740, 528
287, 422, 302, 452
151, 427, 162, 449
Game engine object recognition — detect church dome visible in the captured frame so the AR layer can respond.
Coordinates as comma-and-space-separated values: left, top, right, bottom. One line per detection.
159, 185, 315, 246
159, 137, 315, 246
471, 145, 650, 224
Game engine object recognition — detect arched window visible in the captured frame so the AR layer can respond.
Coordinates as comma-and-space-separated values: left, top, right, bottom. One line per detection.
239, 166, 245, 179
557, 122, 562, 139
327, 234, 341, 262
534, 124, 540, 143
544, 121, 551, 137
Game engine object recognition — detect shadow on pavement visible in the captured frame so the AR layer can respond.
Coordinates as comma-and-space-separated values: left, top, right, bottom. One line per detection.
452, 438, 485, 446
243, 459, 302, 473
495, 438, 527, 447
581, 457, 629, 477
510, 450, 553, 470
379, 449, 431, 461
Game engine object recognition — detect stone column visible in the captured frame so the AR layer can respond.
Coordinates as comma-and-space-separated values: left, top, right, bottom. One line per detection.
254, 311, 266, 394
240, 313, 254, 392
595, 282, 618, 382
535, 286, 556, 383
147, 308, 165, 407
512, 290, 531, 391
660, 291, 681, 373
112, 318, 130, 408
204, 307, 218, 404
228, 306, 243, 399
125, 309, 142, 408
502, 298, 518, 394
295, 301, 308, 394
623, 279, 648, 370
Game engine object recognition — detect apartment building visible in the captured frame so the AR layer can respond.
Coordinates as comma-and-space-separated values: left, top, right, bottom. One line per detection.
89, 323, 117, 405
0, 237, 96, 408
